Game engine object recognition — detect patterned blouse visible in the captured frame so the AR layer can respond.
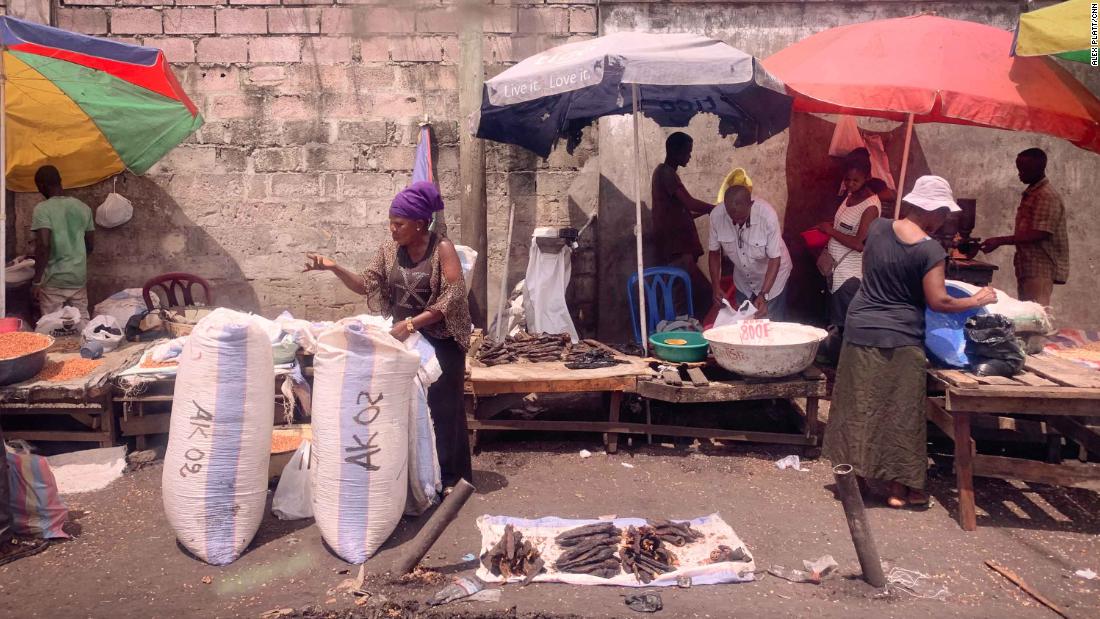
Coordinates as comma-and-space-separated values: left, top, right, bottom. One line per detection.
362, 233, 472, 350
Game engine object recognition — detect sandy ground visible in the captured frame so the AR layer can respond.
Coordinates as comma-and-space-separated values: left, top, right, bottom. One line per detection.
1, 439, 1098, 619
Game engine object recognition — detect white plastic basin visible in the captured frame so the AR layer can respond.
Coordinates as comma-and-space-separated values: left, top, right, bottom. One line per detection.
703, 321, 828, 378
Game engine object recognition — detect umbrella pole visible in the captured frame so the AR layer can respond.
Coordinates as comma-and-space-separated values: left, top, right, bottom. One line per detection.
493, 199, 516, 340
893, 113, 914, 218
631, 83, 648, 355
1, 48, 7, 318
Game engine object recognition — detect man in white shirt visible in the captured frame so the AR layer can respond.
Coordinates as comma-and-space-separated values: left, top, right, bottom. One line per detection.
707, 185, 792, 320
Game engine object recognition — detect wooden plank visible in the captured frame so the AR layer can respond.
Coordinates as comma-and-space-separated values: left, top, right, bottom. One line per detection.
936, 370, 982, 387
469, 376, 637, 395
120, 414, 171, 437
1012, 372, 1058, 387
4, 430, 112, 443
954, 411, 977, 531
972, 454, 1100, 488
660, 369, 682, 387
926, 398, 955, 441
466, 418, 816, 446
1046, 417, 1100, 458
946, 388, 1100, 416
1025, 354, 1100, 388
637, 376, 827, 403
685, 367, 709, 387
114, 395, 175, 403
972, 375, 1022, 386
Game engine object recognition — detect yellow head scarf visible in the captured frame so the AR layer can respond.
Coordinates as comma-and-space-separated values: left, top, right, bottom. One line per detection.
716, 168, 753, 203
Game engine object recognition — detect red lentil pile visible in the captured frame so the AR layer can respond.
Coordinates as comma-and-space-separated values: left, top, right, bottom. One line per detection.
0, 332, 52, 360
271, 434, 304, 454
36, 358, 103, 382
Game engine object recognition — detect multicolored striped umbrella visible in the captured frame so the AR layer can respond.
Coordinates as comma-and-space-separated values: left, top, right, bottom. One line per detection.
1013, 0, 1097, 64
1, 16, 203, 192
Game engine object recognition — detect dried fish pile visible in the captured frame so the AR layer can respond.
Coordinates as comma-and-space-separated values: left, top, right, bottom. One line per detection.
624, 525, 690, 584
553, 522, 622, 579
481, 524, 545, 585
707, 544, 749, 564
477, 332, 570, 366
476, 333, 624, 368
647, 519, 705, 547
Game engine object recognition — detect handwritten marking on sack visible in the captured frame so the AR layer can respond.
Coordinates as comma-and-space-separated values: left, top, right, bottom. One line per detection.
739, 320, 771, 342
180, 400, 212, 477
345, 391, 383, 472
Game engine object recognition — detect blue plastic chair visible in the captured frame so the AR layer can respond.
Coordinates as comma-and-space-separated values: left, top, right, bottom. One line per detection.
627, 267, 694, 344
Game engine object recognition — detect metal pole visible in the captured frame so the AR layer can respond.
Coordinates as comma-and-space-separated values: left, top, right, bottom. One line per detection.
493, 200, 515, 340
892, 113, 914, 219
832, 464, 887, 587
631, 83, 648, 355
1, 47, 8, 318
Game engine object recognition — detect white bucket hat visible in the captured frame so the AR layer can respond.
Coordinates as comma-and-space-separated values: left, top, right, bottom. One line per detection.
903, 175, 961, 213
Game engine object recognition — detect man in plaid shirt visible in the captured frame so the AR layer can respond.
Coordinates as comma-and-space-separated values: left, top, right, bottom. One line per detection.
981, 148, 1068, 306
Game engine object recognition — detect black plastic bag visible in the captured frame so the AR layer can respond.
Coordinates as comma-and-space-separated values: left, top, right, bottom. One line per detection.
964, 315, 1025, 377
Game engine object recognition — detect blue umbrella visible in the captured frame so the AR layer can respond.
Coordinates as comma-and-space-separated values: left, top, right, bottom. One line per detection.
474, 32, 792, 350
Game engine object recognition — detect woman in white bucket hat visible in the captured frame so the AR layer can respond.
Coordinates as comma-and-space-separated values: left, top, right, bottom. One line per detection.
823, 176, 997, 508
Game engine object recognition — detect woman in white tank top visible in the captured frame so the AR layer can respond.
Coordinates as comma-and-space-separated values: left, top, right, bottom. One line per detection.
818, 161, 881, 293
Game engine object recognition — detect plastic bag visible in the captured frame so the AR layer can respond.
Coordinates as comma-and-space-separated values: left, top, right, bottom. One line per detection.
95, 192, 133, 229
82, 315, 124, 353
36, 306, 84, 337
522, 228, 579, 343
965, 315, 1026, 377
713, 299, 756, 328
272, 441, 313, 521
94, 288, 152, 330
5, 449, 70, 539
828, 115, 865, 157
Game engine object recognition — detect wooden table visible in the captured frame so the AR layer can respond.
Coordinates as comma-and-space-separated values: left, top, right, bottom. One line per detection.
0, 343, 148, 448
635, 366, 828, 450
928, 353, 1100, 531
465, 358, 653, 454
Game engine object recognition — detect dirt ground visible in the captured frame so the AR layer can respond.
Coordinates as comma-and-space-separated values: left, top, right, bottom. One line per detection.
1, 438, 1098, 619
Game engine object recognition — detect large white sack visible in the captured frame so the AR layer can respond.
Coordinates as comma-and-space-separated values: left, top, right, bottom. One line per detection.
405, 334, 442, 516
162, 308, 275, 566
94, 288, 152, 328
311, 321, 421, 563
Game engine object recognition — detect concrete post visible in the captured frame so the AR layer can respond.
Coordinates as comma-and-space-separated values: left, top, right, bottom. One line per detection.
458, 0, 487, 328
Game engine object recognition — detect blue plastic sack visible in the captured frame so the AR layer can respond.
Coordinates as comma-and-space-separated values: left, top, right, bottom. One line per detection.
924, 283, 986, 368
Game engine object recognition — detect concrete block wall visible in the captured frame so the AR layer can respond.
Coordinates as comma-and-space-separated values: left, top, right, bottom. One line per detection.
18, 0, 600, 332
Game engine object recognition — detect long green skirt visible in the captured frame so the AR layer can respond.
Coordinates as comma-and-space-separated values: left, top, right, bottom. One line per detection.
823, 342, 928, 490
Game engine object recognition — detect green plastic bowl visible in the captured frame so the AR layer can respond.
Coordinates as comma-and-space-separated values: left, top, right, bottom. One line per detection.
648, 331, 709, 362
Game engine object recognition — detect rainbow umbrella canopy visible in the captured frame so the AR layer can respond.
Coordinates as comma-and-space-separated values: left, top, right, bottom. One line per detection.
1, 15, 203, 192
1014, 0, 1097, 64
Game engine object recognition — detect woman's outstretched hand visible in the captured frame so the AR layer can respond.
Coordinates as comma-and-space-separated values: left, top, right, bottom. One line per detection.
972, 286, 998, 307
303, 253, 336, 273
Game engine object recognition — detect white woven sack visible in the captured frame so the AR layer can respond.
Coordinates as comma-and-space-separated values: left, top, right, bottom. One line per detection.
162, 308, 275, 565
405, 334, 442, 515
311, 321, 420, 564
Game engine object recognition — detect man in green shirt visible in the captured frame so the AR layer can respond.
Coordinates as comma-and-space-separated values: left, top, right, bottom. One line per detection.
30, 166, 95, 319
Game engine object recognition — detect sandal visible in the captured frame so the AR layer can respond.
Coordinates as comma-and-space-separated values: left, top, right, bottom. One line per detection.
907, 489, 930, 506
0, 538, 49, 567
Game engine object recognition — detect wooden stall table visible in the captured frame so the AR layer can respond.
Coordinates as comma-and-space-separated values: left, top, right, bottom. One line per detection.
115, 354, 299, 449
635, 365, 828, 450
465, 357, 654, 453
928, 353, 1100, 531
0, 341, 148, 448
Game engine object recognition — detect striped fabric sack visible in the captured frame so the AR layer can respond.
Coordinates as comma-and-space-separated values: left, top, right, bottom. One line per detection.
162, 308, 275, 565
311, 321, 420, 564
5, 451, 69, 539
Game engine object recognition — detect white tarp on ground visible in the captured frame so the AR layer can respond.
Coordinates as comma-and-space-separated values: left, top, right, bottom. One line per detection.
475, 513, 754, 587
46, 446, 127, 494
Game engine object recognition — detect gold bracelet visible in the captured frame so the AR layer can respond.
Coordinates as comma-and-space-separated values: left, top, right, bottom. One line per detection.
405, 317, 416, 333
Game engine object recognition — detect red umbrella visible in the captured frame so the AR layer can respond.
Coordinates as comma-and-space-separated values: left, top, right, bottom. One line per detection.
763, 15, 1100, 211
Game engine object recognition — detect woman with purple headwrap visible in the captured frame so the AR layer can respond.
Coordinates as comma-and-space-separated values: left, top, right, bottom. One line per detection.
304, 181, 473, 488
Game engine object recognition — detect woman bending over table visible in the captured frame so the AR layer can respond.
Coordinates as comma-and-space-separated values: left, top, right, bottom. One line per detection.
304, 181, 474, 489
823, 176, 995, 508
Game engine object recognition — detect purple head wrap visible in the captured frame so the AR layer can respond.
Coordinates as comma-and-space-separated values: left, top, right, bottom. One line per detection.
389, 181, 444, 222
